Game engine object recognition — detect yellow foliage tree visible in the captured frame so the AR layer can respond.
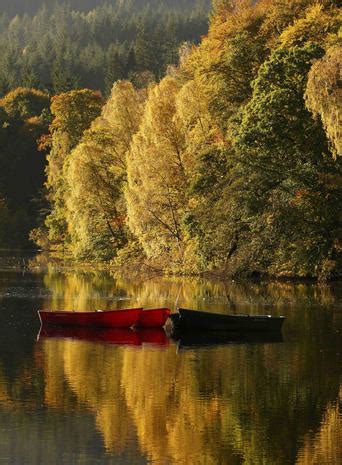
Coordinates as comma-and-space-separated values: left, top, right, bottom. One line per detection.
45, 89, 103, 245
305, 44, 342, 158
125, 76, 188, 269
278, 4, 341, 48
65, 82, 145, 259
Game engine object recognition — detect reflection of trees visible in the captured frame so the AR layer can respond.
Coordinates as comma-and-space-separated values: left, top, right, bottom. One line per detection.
297, 387, 342, 465
0, 367, 13, 408
42, 268, 132, 311
122, 347, 178, 464
192, 345, 340, 465
0, 269, 341, 464
37, 331, 341, 465
43, 340, 77, 410
42, 268, 342, 319
0, 337, 340, 465
121, 345, 244, 465
60, 339, 135, 453
121, 338, 341, 465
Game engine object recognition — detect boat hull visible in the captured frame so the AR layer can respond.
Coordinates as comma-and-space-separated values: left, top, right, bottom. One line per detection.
136, 308, 171, 328
38, 308, 143, 328
170, 309, 285, 332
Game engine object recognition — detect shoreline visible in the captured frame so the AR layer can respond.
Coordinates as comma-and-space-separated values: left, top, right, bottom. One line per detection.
1, 249, 340, 283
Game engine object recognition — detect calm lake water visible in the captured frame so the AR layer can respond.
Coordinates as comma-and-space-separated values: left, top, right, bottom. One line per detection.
0, 253, 341, 465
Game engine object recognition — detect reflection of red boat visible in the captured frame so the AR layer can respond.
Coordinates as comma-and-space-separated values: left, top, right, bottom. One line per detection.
137, 308, 171, 328
38, 308, 143, 328
38, 326, 142, 345
138, 328, 169, 346
37, 326, 169, 346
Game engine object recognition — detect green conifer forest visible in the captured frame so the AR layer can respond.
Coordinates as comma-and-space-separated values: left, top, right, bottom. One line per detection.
0, 0, 341, 280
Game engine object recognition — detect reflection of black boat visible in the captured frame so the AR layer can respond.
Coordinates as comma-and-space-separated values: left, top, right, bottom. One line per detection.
171, 329, 283, 348
170, 308, 285, 332
37, 326, 169, 347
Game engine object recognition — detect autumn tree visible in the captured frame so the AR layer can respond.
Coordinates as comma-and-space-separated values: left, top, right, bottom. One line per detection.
65, 82, 145, 260
44, 89, 103, 247
125, 76, 188, 269
0, 87, 50, 120
230, 44, 342, 278
174, 76, 229, 270
277, 3, 340, 49
305, 44, 342, 158
189, 0, 268, 128
175, 0, 342, 278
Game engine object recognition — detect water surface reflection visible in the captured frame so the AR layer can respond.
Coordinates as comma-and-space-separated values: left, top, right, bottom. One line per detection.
0, 263, 340, 464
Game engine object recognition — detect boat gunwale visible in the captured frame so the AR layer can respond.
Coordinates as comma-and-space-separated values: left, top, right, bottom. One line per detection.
38, 307, 143, 316
177, 308, 285, 320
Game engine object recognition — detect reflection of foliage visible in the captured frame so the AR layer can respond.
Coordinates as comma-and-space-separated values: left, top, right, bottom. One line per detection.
41, 266, 342, 316
297, 388, 342, 465
40, 269, 342, 464
38, 319, 341, 465
0, 271, 341, 464
55, 339, 134, 453
42, 268, 128, 312
0, 348, 45, 411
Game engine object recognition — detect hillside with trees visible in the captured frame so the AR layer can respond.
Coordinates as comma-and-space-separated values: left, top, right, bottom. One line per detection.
0, 1, 210, 16
0, 0, 209, 95
0, 0, 208, 250
0, 0, 341, 280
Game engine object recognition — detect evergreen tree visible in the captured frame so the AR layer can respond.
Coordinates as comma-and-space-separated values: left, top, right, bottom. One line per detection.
230, 44, 342, 278
0, 88, 50, 247
0, 1, 209, 95
104, 48, 125, 96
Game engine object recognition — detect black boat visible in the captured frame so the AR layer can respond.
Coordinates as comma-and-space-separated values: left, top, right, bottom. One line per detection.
170, 308, 285, 332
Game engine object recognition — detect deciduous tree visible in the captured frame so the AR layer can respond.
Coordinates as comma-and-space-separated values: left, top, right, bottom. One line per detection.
45, 89, 103, 246
306, 44, 342, 158
65, 82, 145, 259
126, 77, 188, 268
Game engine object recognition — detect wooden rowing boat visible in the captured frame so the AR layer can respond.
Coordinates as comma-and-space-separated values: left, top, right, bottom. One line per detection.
38, 307, 171, 329
136, 308, 171, 328
38, 308, 143, 328
170, 308, 285, 332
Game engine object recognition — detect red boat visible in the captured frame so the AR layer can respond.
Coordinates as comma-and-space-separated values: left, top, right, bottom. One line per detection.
38, 308, 143, 328
136, 308, 171, 328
